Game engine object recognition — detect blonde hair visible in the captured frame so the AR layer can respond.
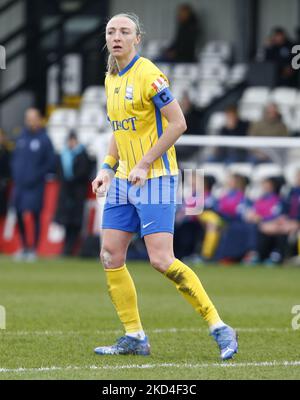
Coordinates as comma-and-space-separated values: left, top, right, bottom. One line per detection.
106, 13, 144, 75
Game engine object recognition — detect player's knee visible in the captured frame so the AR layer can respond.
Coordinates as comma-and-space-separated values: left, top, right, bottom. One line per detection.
100, 248, 125, 269
149, 254, 174, 273
100, 248, 112, 268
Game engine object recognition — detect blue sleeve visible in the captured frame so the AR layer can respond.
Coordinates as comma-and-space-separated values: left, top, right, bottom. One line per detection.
151, 87, 175, 109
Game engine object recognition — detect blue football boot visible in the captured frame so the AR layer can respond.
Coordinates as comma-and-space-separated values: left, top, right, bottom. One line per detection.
211, 325, 238, 360
94, 335, 151, 356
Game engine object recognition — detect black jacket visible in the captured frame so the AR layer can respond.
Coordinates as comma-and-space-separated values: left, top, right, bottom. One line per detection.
169, 17, 199, 62
55, 147, 91, 227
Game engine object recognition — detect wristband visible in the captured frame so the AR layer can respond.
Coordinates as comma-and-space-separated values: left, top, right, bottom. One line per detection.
101, 155, 118, 171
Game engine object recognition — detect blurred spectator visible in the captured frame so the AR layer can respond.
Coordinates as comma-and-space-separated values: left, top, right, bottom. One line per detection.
249, 103, 288, 137
243, 177, 286, 265
160, 4, 199, 62
0, 129, 12, 252
263, 27, 297, 87
198, 173, 248, 260
283, 170, 300, 235
174, 174, 217, 261
270, 170, 300, 259
11, 108, 55, 261
210, 105, 249, 163
248, 103, 288, 163
54, 132, 91, 256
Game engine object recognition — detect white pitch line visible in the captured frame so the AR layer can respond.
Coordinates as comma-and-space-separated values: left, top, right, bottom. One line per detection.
0, 327, 294, 336
1, 361, 300, 374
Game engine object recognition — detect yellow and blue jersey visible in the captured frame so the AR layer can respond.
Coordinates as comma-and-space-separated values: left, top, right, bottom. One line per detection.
105, 54, 178, 179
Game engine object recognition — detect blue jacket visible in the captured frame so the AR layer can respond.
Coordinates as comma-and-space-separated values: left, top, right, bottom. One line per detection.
11, 127, 55, 212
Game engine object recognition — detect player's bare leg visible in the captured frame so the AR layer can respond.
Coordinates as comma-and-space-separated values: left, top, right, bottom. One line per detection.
94, 229, 150, 355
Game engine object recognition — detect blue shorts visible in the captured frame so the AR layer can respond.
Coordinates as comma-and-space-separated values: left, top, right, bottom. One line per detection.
102, 176, 178, 237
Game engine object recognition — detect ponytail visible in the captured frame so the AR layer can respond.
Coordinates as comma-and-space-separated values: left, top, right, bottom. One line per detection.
107, 53, 119, 75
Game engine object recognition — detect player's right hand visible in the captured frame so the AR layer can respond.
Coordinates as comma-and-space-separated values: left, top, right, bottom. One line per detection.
92, 170, 112, 197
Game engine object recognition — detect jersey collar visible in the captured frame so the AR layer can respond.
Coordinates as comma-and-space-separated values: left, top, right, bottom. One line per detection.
118, 54, 140, 76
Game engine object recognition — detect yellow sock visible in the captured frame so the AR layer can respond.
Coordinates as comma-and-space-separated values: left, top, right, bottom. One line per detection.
105, 265, 143, 334
297, 232, 300, 255
202, 229, 220, 259
164, 259, 221, 327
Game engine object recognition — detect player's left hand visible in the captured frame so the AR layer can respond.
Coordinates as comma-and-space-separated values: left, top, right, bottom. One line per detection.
128, 161, 150, 187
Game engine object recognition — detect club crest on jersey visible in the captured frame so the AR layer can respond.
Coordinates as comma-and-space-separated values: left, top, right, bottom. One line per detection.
125, 85, 133, 100
151, 77, 168, 93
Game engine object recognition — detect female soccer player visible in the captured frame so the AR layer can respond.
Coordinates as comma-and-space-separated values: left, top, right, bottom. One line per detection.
92, 13, 238, 360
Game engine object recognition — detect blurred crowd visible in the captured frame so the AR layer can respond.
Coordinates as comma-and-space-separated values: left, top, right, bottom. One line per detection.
206, 103, 289, 164
174, 171, 300, 266
1, 105, 300, 265
0, 108, 93, 261
176, 99, 292, 164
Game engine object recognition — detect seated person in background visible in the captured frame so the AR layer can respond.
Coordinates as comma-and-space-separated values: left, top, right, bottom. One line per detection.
249, 103, 288, 137
283, 170, 300, 222
263, 27, 297, 87
210, 105, 249, 163
198, 173, 248, 260
174, 174, 216, 261
278, 170, 300, 257
248, 103, 289, 164
243, 176, 285, 265
159, 4, 199, 62
54, 132, 91, 256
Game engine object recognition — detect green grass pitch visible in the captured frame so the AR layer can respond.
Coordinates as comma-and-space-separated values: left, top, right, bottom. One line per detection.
0, 256, 300, 380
